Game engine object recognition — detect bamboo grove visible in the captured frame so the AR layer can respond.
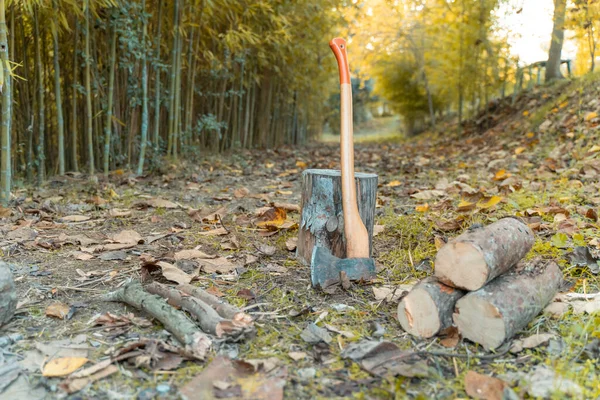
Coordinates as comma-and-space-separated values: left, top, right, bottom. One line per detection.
0, 0, 345, 203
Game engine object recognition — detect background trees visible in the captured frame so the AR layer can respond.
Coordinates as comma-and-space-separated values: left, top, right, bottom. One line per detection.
0, 0, 344, 197
0, 0, 598, 202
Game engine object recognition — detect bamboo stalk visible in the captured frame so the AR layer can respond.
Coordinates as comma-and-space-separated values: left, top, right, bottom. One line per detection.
104, 19, 117, 176
0, 0, 10, 205
84, 0, 94, 175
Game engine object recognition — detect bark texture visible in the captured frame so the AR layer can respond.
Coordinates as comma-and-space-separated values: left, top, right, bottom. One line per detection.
453, 260, 563, 350
146, 282, 253, 340
0, 262, 16, 327
102, 281, 211, 359
178, 283, 252, 324
297, 169, 378, 265
434, 217, 534, 291
397, 277, 465, 338
546, 0, 567, 82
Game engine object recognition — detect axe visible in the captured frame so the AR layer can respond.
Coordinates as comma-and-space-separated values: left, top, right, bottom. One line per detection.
310, 38, 376, 289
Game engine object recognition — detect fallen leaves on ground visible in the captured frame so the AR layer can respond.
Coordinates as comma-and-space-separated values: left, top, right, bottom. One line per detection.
42, 357, 89, 377
464, 370, 508, 400
179, 356, 287, 400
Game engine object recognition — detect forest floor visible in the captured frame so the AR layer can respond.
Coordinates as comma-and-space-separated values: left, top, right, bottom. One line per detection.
2, 75, 600, 400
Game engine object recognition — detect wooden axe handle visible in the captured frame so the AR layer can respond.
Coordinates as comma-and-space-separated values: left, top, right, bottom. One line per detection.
329, 38, 369, 258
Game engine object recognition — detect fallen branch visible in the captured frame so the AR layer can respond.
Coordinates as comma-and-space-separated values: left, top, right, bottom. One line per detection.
397, 277, 465, 338
178, 283, 252, 324
0, 262, 17, 327
146, 282, 253, 340
435, 218, 534, 290
102, 281, 211, 359
453, 260, 563, 350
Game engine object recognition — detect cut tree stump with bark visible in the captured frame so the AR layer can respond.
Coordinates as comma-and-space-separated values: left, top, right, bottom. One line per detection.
453, 260, 563, 350
0, 262, 16, 328
102, 281, 211, 359
434, 217, 534, 291
397, 277, 466, 338
146, 282, 253, 341
178, 283, 252, 324
297, 169, 378, 265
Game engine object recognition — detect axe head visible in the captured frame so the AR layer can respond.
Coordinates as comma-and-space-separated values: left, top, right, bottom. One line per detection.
310, 246, 376, 289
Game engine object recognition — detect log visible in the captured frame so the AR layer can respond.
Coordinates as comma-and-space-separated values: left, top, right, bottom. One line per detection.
434, 218, 534, 291
145, 282, 253, 340
178, 283, 252, 324
453, 260, 563, 350
0, 262, 17, 327
397, 277, 466, 338
297, 169, 378, 265
102, 281, 211, 359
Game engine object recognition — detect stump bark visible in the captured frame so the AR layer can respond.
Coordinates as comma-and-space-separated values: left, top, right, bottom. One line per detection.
397, 277, 466, 338
0, 263, 16, 327
434, 217, 534, 291
453, 260, 563, 350
297, 169, 378, 265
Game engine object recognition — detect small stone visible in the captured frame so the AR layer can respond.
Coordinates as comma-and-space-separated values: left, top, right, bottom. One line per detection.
137, 388, 157, 400
156, 384, 170, 394
297, 368, 316, 381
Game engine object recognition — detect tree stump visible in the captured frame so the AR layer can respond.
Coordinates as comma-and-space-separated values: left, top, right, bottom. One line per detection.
297, 169, 378, 265
0, 262, 17, 327
453, 260, 563, 350
397, 277, 466, 338
434, 217, 534, 291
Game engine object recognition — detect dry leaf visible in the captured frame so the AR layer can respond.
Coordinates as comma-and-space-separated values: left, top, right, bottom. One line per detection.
198, 257, 237, 274
477, 196, 503, 209
73, 251, 94, 261
464, 370, 508, 400
285, 237, 298, 251
110, 230, 143, 245
145, 198, 179, 209
386, 180, 402, 187
60, 364, 118, 394
415, 204, 429, 212
410, 190, 445, 200
108, 208, 132, 217
510, 333, 555, 353
46, 302, 71, 319
141, 260, 193, 284
42, 357, 89, 377
60, 215, 91, 223
255, 207, 287, 229
198, 227, 229, 236
493, 169, 511, 181
234, 187, 250, 199
585, 111, 598, 121
175, 249, 216, 260
273, 202, 301, 213
457, 200, 476, 212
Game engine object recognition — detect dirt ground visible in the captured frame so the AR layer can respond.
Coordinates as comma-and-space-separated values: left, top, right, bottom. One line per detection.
2, 80, 600, 399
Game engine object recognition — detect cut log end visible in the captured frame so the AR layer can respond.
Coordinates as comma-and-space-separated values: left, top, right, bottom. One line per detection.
435, 242, 488, 291
453, 296, 505, 350
397, 277, 466, 338
397, 288, 441, 338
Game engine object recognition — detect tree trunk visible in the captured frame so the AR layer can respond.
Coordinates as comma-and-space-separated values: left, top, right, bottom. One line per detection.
84, 0, 94, 175
397, 277, 465, 338
0, 0, 10, 205
297, 169, 378, 265
0, 263, 16, 327
52, 0, 65, 176
454, 260, 563, 350
71, 19, 79, 172
34, 6, 45, 184
104, 21, 117, 176
434, 218, 534, 291
545, 0, 567, 82
152, 0, 163, 153
137, 0, 149, 175
166, 0, 179, 157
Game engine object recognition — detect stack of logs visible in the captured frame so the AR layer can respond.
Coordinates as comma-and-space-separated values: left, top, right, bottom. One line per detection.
0, 262, 16, 328
397, 217, 564, 350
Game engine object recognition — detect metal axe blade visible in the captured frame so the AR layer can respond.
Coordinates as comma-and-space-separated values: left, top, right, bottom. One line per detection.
310, 246, 376, 290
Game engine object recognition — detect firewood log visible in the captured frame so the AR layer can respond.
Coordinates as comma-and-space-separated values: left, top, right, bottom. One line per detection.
434, 218, 534, 290
397, 277, 465, 338
453, 260, 563, 350
0, 262, 16, 327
